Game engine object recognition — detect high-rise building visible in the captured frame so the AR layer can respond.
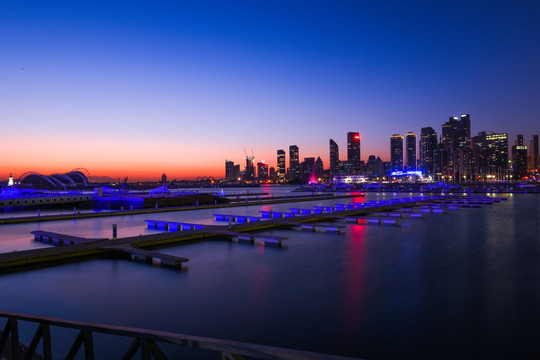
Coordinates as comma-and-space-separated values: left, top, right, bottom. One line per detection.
530, 135, 539, 170
329, 139, 339, 176
365, 155, 377, 179
233, 165, 241, 181
277, 149, 286, 182
420, 127, 437, 177
472, 131, 488, 180
302, 157, 315, 182
390, 134, 404, 172
244, 155, 255, 181
269, 167, 276, 181
486, 132, 509, 179
225, 160, 234, 181
347, 132, 361, 173
512, 135, 527, 179
315, 157, 323, 179
441, 114, 472, 181
257, 161, 269, 182
442, 114, 471, 148
289, 145, 300, 181
531, 135, 539, 157
405, 132, 417, 171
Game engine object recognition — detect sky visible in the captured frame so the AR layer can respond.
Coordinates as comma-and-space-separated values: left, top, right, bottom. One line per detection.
1, 1, 539, 181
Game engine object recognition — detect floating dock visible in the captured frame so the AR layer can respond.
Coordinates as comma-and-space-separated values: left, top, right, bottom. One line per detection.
0, 195, 504, 272
145, 220, 206, 231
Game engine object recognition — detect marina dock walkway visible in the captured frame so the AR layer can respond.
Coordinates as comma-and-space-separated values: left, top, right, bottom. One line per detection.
0, 195, 502, 272
0, 193, 355, 225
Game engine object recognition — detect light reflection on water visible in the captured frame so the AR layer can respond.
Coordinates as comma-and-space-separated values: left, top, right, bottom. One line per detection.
0, 194, 539, 359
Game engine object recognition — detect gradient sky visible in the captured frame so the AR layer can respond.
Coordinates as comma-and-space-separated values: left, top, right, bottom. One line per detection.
1, 1, 539, 181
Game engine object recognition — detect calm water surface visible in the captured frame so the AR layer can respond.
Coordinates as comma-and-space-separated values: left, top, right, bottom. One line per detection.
0, 192, 539, 359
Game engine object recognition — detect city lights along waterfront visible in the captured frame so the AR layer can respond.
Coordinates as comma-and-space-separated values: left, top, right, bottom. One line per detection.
1, 188, 540, 359
2, 1, 540, 358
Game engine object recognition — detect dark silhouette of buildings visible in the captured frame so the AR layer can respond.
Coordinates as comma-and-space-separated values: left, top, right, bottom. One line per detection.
225, 160, 234, 181
329, 139, 339, 176
530, 135, 539, 170
315, 157, 324, 180
512, 135, 528, 179
289, 145, 300, 181
302, 157, 315, 182
233, 165, 240, 181
269, 167, 276, 181
257, 161, 269, 182
365, 155, 384, 179
244, 155, 255, 181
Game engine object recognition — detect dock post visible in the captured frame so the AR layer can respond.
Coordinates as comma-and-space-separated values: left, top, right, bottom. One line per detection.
73, 207, 76, 214
37, 209, 40, 216
228, 217, 232, 230
215, 199, 217, 205
112, 224, 117, 239
155, 203, 158, 209
196, 200, 199, 206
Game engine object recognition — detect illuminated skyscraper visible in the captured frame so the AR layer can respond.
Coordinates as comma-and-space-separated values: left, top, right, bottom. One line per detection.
405, 132, 417, 171
420, 127, 437, 177
329, 139, 339, 176
486, 132, 508, 179
277, 149, 286, 182
347, 132, 361, 172
390, 134, 404, 172
441, 114, 472, 181
289, 145, 300, 181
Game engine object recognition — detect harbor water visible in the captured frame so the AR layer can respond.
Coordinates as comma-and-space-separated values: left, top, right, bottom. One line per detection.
0, 189, 539, 359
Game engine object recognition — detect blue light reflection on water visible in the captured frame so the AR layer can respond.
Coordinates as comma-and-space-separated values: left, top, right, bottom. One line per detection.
0, 194, 539, 359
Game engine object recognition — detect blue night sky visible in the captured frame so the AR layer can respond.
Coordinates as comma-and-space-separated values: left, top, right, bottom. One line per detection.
1, 1, 539, 180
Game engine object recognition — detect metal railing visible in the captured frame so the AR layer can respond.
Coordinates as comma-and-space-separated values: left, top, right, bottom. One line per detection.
0, 311, 361, 360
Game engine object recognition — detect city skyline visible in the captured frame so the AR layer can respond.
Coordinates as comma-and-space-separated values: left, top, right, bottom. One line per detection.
2, 1, 539, 181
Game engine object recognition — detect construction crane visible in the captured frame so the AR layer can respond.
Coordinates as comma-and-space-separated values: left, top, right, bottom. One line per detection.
243, 148, 255, 180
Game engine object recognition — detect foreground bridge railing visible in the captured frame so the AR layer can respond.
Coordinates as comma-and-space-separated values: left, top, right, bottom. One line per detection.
0, 311, 361, 360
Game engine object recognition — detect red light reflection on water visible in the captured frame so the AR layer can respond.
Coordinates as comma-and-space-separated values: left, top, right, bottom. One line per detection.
351, 192, 365, 204
338, 224, 367, 343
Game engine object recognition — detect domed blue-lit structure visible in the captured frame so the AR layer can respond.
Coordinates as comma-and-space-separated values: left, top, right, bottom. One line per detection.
18, 168, 91, 189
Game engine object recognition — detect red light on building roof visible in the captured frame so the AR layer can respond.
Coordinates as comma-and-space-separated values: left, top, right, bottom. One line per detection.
354, 135, 360, 140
